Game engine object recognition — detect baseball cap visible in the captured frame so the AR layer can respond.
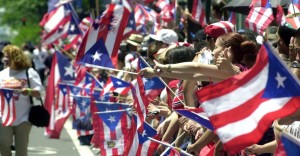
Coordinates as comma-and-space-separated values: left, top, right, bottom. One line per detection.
149, 29, 178, 44
204, 21, 235, 40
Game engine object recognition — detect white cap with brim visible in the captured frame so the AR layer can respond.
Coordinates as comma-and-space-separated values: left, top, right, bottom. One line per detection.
149, 29, 178, 44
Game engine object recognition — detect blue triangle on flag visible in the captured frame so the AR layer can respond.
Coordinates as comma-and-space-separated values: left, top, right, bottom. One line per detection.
97, 111, 125, 132
1, 89, 13, 103
137, 121, 157, 144
110, 76, 131, 87
56, 51, 75, 81
80, 38, 114, 68
58, 84, 68, 95
68, 85, 82, 95
263, 43, 300, 98
68, 15, 81, 35
74, 97, 91, 113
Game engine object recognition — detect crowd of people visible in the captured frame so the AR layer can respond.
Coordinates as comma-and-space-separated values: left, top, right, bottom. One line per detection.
2, 0, 300, 156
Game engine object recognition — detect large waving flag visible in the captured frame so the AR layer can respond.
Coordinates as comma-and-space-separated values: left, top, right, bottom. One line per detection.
0, 89, 15, 126
197, 42, 300, 153
45, 50, 75, 138
245, 0, 274, 35
191, 0, 207, 27
75, 4, 130, 68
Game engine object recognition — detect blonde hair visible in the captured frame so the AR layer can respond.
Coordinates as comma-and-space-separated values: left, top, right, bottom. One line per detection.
3, 45, 31, 70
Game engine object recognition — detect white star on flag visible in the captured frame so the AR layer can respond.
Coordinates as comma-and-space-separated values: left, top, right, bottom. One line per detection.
108, 115, 116, 123
116, 81, 122, 85
275, 72, 287, 88
70, 24, 75, 32
92, 51, 102, 62
142, 130, 147, 137
64, 65, 74, 77
81, 101, 86, 107
63, 88, 67, 92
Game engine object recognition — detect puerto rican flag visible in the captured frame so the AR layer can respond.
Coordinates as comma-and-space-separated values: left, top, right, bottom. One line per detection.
123, 12, 137, 39
72, 96, 92, 131
75, 4, 130, 68
276, 5, 286, 26
134, 4, 160, 34
101, 76, 132, 96
42, 14, 71, 46
74, 69, 103, 96
138, 58, 164, 101
45, 51, 75, 138
174, 108, 214, 131
40, 2, 70, 32
0, 89, 15, 126
196, 42, 300, 153
228, 12, 236, 25
278, 131, 300, 155
286, 0, 300, 29
91, 101, 130, 148
94, 102, 131, 112
126, 114, 159, 156
95, 110, 132, 155
156, 0, 169, 10
191, 0, 207, 27
245, 0, 274, 35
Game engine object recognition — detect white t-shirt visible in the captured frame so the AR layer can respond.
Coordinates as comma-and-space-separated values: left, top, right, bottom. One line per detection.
0, 68, 44, 126
33, 48, 48, 70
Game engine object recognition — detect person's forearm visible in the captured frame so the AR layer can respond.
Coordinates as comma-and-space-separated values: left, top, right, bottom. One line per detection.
183, 80, 197, 107
192, 129, 218, 150
259, 140, 277, 154
167, 62, 235, 79
161, 112, 179, 142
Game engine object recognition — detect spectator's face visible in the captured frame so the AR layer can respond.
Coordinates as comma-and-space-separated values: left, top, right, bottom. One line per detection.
212, 38, 225, 60
276, 32, 289, 56
147, 39, 163, 59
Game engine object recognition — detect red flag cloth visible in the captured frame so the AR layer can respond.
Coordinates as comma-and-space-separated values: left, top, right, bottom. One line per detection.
191, 0, 207, 27
196, 42, 300, 153
75, 4, 130, 68
245, 0, 274, 35
276, 5, 286, 26
0, 89, 16, 126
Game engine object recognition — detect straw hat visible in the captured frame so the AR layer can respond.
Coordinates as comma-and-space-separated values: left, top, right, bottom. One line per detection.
126, 34, 143, 47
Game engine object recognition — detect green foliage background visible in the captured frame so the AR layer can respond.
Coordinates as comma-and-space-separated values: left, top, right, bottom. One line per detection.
0, 0, 93, 46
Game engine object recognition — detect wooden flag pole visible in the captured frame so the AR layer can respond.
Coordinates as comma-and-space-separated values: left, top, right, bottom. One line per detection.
84, 63, 138, 75
136, 53, 187, 107
148, 137, 193, 156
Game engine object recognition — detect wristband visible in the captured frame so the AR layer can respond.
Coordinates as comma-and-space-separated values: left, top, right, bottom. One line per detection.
291, 61, 300, 68
27, 88, 32, 96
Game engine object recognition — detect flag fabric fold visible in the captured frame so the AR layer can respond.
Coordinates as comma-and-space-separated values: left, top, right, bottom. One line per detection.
196, 42, 300, 153
0, 89, 16, 126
